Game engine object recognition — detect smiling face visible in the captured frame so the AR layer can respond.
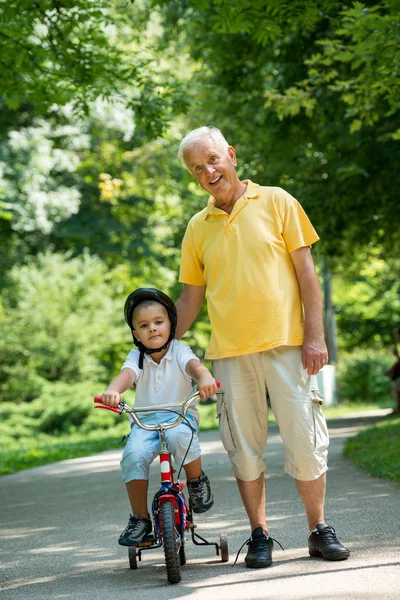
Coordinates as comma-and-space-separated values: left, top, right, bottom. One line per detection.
132, 301, 171, 350
182, 136, 244, 209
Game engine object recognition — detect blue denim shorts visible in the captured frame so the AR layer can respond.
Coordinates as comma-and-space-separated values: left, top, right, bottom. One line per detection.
120, 412, 201, 482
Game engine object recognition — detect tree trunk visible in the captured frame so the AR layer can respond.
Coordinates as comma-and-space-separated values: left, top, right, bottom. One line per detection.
323, 260, 338, 364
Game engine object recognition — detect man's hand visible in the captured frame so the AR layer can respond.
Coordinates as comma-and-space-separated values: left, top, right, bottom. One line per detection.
302, 336, 328, 375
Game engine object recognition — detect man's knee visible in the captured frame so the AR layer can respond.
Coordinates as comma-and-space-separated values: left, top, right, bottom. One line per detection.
284, 454, 328, 481
229, 451, 266, 481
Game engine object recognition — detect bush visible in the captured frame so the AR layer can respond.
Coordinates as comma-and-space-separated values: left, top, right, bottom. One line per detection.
0, 380, 134, 445
33, 381, 115, 434
336, 349, 393, 403
0, 367, 47, 403
0, 251, 127, 402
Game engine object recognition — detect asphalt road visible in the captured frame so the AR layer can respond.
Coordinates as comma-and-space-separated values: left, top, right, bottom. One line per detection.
1, 411, 399, 600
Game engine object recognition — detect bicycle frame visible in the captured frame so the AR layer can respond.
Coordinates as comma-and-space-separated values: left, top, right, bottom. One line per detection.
152, 429, 190, 544
94, 384, 226, 582
94, 391, 202, 544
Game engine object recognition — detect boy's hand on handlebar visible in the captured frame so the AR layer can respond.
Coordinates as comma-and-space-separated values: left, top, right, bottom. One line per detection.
102, 391, 121, 408
197, 372, 217, 400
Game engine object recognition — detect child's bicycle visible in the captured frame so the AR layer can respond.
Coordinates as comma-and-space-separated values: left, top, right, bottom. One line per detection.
93, 386, 229, 584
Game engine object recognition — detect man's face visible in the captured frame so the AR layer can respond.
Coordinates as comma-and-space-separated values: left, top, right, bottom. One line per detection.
183, 137, 238, 203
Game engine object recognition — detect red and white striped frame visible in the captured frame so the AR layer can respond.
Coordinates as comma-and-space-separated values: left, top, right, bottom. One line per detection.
160, 451, 171, 483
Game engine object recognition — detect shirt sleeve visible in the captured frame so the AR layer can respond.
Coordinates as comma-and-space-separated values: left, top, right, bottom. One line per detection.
174, 341, 200, 374
281, 192, 320, 253
121, 349, 141, 381
179, 221, 207, 286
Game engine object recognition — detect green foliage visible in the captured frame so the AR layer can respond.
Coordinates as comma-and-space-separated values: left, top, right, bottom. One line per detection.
0, 1, 125, 113
0, 116, 83, 237
0, 436, 123, 476
305, 3, 400, 135
36, 383, 97, 435
0, 251, 127, 401
333, 250, 400, 351
336, 350, 393, 403
0, 1, 187, 136
0, 385, 217, 475
344, 416, 400, 484
156, 0, 400, 259
0, 379, 136, 447
0, 105, 189, 284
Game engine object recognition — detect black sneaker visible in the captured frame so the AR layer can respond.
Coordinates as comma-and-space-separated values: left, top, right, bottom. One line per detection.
118, 514, 153, 547
308, 524, 350, 561
187, 471, 214, 513
233, 527, 284, 568
244, 528, 275, 568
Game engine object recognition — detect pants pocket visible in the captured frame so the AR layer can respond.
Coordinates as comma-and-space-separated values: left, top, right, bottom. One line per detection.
311, 399, 329, 453
216, 393, 237, 453
310, 388, 324, 406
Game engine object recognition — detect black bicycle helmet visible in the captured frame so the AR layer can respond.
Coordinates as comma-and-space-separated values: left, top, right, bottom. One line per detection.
124, 288, 177, 368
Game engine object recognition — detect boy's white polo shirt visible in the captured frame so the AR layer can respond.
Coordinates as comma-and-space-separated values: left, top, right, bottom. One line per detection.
121, 339, 200, 422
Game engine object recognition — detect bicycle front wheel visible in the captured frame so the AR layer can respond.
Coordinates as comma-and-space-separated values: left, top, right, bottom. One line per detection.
161, 501, 182, 584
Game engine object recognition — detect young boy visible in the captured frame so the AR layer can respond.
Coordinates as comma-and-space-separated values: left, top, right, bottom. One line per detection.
102, 287, 217, 547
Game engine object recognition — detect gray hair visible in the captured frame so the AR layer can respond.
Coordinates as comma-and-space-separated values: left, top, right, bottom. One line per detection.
178, 126, 229, 165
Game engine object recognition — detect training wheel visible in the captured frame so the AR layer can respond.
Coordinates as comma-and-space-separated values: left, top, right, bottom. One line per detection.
128, 546, 138, 570
219, 534, 229, 562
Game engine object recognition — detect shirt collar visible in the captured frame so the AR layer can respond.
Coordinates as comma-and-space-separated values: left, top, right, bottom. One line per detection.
203, 179, 260, 220
143, 340, 174, 364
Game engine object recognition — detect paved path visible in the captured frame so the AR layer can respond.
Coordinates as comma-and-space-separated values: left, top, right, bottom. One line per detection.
1, 412, 399, 599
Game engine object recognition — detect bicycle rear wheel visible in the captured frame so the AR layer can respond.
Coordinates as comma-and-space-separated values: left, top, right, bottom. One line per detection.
161, 501, 182, 584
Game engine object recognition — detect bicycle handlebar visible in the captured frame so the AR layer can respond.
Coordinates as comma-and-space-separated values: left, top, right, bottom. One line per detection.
93, 381, 220, 432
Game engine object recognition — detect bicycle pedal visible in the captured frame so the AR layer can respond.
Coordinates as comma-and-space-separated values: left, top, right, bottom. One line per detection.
138, 535, 154, 547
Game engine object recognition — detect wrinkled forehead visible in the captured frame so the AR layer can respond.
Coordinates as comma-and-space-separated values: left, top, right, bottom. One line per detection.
183, 137, 226, 168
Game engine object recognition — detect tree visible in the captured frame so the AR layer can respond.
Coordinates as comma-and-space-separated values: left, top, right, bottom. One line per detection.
0, 1, 187, 131
333, 248, 400, 351
155, 0, 400, 258
0, 251, 127, 402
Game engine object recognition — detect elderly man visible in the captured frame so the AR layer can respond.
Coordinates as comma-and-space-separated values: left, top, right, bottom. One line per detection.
175, 126, 350, 568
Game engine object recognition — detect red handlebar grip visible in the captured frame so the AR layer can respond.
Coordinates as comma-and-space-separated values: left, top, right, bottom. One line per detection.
216, 380, 221, 388
93, 395, 123, 414
94, 404, 122, 414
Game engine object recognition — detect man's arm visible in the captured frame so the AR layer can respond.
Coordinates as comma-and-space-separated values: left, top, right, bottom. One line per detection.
290, 246, 328, 375
175, 284, 206, 339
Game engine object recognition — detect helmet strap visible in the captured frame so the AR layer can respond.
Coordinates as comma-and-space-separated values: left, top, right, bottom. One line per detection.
136, 338, 173, 369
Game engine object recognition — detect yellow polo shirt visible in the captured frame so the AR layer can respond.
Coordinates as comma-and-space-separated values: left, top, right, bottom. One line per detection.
179, 180, 320, 359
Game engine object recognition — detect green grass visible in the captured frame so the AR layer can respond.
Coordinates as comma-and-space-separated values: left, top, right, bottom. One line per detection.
267, 399, 392, 423
320, 399, 393, 420
0, 400, 394, 477
0, 432, 127, 476
344, 416, 400, 484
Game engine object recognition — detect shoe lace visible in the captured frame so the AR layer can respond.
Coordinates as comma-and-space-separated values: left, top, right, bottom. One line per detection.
126, 514, 143, 535
232, 534, 284, 566
317, 525, 339, 544
188, 479, 207, 502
